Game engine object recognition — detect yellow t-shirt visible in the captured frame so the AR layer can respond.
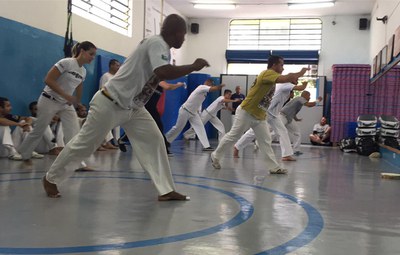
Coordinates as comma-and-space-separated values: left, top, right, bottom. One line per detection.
241, 69, 280, 120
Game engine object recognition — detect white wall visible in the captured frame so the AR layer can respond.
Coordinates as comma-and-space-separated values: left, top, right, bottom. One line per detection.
0, 0, 146, 57
370, 0, 400, 63
185, 19, 230, 76
320, 15, 371, 80
185, 15, 371, 80
0, 0, 186, 60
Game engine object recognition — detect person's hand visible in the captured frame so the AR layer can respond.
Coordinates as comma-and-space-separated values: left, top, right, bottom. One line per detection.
192, 58, 210, 71
220, 83, 226, 87
234, 98, 241, 102
302, 80, 308, 86
301, 67, 310, 73
19, 122, 31, 132
317, 96, 323, 102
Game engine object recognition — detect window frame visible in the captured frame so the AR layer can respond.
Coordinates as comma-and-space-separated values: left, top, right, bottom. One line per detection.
72, 0, 132, 36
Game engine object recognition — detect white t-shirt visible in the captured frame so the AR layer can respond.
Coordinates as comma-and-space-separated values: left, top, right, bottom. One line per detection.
99, 72, 113, 89
205, 96, 225, 116
104, 35, 170, 109
267, 82, 295, 117
182, 85, 210, 114
43, 58, 86, 103
313, 123, 330, 136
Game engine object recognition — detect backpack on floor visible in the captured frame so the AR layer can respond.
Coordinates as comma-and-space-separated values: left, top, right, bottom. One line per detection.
339, 138, 357, 153
382, 137, 400, 149
356, 137, 379, 156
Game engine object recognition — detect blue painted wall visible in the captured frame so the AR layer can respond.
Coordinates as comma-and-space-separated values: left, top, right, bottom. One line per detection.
0, 17, 124, 116
0, 17, 218, 140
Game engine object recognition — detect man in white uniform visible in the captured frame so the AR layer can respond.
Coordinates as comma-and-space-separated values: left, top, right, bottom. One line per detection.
99, 59, 121, 89
183, 89, 238, 141
42, 14, 210, 201
165, 78, 225, 151
99, 59, 122, 147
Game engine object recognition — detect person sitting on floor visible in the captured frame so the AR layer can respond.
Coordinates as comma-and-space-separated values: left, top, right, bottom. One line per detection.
309, 116, 331, 146
0, 97, 44, 160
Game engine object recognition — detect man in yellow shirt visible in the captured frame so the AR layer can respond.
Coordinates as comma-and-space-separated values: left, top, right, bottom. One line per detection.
211, 55, 308, 174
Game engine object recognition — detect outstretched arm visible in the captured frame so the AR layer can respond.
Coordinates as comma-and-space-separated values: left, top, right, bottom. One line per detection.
159, 81, 185, 90
154, 58, 210, 80
293, 80, 308, 91
305, 96, 323, 107
276, 68, 309, 84
209, 84, 226, 92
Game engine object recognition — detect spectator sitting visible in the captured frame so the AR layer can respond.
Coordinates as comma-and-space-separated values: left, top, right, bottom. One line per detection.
309, 116, 331, 146
0, 97, 44, 160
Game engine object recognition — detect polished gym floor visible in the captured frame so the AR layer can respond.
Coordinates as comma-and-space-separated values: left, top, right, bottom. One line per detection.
1, 140, 400, 255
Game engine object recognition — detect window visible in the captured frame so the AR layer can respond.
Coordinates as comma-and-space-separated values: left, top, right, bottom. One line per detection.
227, 18, 322, 100
72, 0, 131, 36
229, 18, 322, 50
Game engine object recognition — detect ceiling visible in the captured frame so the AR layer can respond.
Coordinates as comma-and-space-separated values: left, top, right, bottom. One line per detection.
164, 0, 375, 19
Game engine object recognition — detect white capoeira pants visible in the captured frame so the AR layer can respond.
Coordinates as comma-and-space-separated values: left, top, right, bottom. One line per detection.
166, 106, 210, 148
213, 106, 281, 171
12, 121, 59, 154
18, 95, 80, 160
0, 126, 17, 157
46, 91, 176, 195
183, 110, 225, 141
279, 114, 301, 152
234, 114, 295, 157
268, 115, 294, 157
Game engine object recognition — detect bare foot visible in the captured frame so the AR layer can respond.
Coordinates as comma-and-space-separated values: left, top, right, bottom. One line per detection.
42, 176, 61, 198
282, 156, 296, 161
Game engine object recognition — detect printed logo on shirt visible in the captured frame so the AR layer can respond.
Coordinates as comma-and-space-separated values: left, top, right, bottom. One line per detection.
68, 71, 83, 80
161, 54, 168, 61
258, 85, 276, 112
132, 74, 161, 108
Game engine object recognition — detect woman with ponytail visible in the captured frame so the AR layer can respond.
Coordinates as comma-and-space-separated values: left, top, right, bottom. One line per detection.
18, 41, 96, 165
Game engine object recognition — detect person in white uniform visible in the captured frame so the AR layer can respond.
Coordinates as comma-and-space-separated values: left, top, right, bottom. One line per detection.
18, 41, 97, 167
165, 78, 225, 151
234, 81, 308, 161
99, 59, 121, 89
99, 59, 122, 147
42, 14, 210, 201
280, 91, 322, 155
183, 89, 238, 141
11, 101, 63, 155
0, 97, 44, 160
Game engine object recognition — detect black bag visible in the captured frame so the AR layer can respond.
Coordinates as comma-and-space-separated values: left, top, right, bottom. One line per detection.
339, 138, 357, 153
356, 137, 379, 156
383, 137, 399, 149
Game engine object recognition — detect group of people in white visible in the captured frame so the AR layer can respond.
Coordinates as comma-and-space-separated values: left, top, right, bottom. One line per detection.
0, 14, 331, 201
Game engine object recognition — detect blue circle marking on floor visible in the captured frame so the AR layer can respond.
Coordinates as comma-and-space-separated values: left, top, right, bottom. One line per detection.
0, 176, 254, 254
0, 174, 324, 254
177, 175, 325, 255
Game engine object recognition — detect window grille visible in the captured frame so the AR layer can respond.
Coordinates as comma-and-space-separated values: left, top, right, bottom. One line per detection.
72, 0, 131, 36
229, 19, 322, 50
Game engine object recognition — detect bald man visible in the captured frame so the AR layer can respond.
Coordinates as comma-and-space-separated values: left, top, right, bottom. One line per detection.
43, 14, 209, 201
